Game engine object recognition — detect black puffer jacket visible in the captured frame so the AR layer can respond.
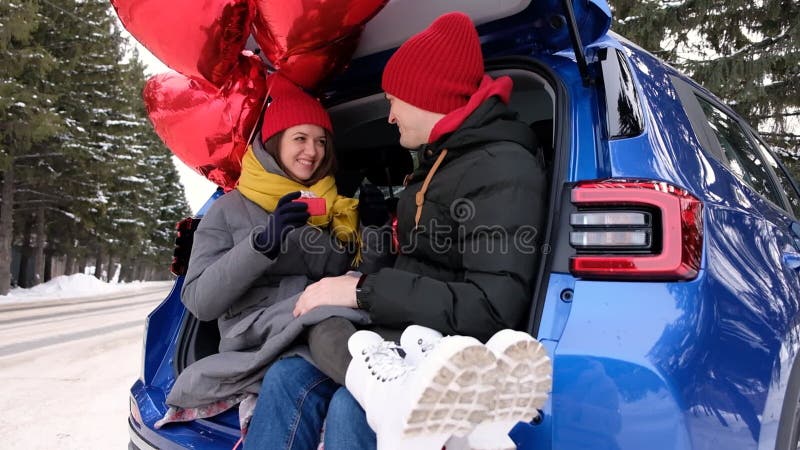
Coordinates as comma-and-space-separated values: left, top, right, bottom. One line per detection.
359, 97, 547, 342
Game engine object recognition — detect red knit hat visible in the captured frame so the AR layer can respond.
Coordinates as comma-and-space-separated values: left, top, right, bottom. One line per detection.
261, 74, 333, 143
382, 12, 484, 115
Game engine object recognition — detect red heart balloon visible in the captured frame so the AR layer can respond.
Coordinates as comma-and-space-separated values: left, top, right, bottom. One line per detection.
112, 0, 254, 87
144, 53, 268, 191
251, 0, 388, 89
277, 34, 361, 90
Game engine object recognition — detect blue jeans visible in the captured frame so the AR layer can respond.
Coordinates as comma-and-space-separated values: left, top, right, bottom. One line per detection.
324, 387, 376, 450
244, 356, 376, 450
245, 357, 337, 450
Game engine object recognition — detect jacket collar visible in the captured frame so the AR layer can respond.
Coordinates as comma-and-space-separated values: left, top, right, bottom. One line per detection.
427, 75, 513, 143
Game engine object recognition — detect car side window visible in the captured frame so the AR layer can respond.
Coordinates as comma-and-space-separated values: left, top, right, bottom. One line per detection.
753, 138, 800, 219
696, 96, 784, 207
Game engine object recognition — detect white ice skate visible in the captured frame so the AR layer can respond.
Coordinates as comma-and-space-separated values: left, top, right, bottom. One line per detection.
346, 329, 496, 450
400, 326, 553, 450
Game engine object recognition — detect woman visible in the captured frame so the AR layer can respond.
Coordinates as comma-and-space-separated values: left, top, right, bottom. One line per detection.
163, 74, 388, 438
235, 79, 393, 450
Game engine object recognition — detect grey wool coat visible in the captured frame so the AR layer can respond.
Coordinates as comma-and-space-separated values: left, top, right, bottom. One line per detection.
166, 139, 382, 409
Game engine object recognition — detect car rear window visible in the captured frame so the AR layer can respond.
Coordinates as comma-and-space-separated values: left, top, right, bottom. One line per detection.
696, 96, 784, 207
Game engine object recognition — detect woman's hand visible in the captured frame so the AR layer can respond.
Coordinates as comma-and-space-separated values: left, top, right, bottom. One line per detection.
253, 191, 309, 259
293, 274, 359, 317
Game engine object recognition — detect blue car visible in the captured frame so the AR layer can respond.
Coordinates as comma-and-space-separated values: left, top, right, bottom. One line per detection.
128, 1, 800, 449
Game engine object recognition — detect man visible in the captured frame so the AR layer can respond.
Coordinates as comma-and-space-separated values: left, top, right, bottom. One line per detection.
293, 11, 550, 449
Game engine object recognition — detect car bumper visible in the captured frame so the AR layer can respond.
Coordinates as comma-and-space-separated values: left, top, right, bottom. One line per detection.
130, 379, 240, 450
129, 419, 158, 450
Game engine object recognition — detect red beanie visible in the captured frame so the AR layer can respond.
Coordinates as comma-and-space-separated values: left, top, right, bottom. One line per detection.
261, 74, 333, 143
382, 12, 484, 115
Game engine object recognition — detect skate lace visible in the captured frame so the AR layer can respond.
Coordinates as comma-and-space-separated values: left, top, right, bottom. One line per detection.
364, 341, 411, 382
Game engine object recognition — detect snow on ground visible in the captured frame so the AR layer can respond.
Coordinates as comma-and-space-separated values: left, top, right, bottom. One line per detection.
0, 289, 167, 449
0, 324, 144, 449
0, 273, 171, 304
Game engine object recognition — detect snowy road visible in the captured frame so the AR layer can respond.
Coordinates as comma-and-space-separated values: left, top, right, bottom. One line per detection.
0, 282, 173, 450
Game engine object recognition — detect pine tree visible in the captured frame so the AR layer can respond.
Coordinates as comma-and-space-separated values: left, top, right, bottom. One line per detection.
115, 53, 191, 281
13, 0, 192, 286
0, 1, 62, 294
35, 0, 130, 281
19, 0, 123, 283
609, 0, 800, 174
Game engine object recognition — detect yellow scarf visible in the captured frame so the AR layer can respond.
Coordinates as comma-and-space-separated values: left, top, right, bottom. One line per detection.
238, 147, 361, 264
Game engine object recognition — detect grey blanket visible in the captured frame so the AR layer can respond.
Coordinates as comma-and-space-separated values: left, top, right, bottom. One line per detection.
166, 296, 369, 408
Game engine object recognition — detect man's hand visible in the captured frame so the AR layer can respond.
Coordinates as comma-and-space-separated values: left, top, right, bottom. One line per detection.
293, 274, 360, 317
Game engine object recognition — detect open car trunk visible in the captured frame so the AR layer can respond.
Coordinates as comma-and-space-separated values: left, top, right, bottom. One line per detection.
173, 60, 563, 429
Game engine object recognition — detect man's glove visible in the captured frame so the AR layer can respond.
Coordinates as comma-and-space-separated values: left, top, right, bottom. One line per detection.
358, 184, 389, 227
253, 191, 310, 259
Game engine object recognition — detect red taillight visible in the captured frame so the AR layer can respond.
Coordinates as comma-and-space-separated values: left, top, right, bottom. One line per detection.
130, 396, 143, 427
569, 179, 703, 280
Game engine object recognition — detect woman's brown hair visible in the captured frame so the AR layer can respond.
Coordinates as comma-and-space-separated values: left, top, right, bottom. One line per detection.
264, 129, 337, 186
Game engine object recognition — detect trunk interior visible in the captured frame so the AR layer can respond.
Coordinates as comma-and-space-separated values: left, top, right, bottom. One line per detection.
174, 62, 561, 428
